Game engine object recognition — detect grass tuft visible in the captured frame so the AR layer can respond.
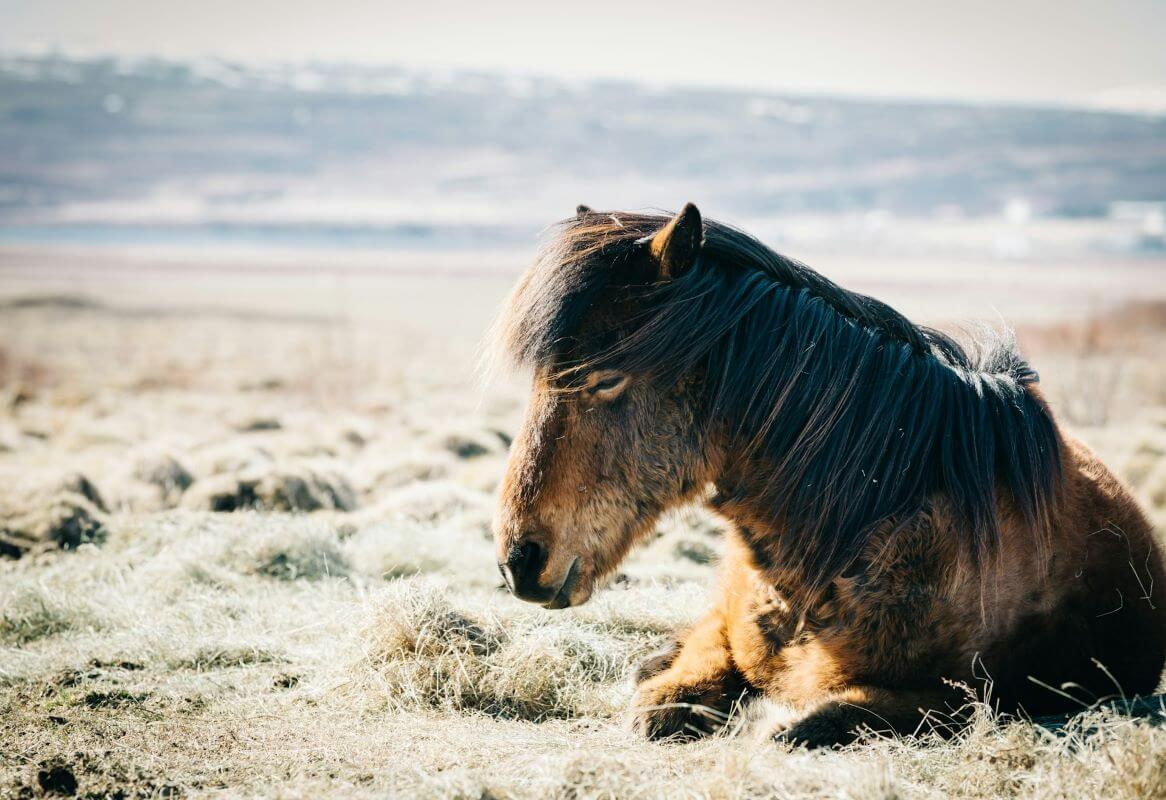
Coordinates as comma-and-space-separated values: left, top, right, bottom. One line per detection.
356, 578, 642, 721
225, 522, 351, 581
0, 582, 102, 645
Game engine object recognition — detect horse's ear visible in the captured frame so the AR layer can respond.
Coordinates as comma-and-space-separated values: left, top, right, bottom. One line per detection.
575, 204, 593, 216
642, 203, 703, 279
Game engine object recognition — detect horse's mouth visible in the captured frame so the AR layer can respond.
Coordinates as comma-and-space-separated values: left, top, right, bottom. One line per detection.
543, 557, 583, 610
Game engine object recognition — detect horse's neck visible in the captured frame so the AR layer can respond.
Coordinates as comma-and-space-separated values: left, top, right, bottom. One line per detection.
707, 479, 825, 607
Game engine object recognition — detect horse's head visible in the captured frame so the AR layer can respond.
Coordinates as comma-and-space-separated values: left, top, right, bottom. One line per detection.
492, 204, 719, 608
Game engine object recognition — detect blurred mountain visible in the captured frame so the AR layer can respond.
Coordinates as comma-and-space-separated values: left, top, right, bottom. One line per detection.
1, 52, 1164, 252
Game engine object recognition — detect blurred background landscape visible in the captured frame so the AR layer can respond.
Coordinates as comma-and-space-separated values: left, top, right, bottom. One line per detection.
2, 50, 1165, 256
2, 2, 1166, 797
2, 45, 1164, 327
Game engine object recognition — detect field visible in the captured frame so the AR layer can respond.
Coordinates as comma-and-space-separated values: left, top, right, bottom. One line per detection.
2, 244, 1166, 799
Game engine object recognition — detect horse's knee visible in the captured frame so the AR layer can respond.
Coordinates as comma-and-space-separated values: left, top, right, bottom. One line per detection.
633, 640, 680, 685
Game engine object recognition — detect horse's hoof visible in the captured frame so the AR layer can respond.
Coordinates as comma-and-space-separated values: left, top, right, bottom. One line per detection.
633, 667, 754, 742
771, 710, 855, 749
632, 700, 714, 742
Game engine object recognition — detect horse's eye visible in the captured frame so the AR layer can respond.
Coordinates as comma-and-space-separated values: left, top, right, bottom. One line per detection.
585, 370, 630, 400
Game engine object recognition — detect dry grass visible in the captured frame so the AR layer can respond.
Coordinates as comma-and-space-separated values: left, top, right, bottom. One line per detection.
1, 285, 1165, 799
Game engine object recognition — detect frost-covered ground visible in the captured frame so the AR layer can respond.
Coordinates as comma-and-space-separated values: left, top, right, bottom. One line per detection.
2, 247, 1165, 799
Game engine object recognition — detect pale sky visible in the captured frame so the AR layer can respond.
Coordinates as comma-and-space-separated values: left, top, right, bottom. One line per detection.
2, 0, 1164, 105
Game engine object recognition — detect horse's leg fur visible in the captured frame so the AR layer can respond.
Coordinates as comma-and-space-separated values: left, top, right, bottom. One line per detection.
769, 685, 964, 748
630, 611, 752, 740
632, 639, 681, 684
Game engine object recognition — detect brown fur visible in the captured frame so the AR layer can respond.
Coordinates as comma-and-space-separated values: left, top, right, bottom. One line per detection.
493, 206, 1166, 747
643, 434, 1165, 746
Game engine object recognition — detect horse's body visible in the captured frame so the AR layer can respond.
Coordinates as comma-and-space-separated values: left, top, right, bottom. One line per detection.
636, 434, 1164, 744
491, 204, 1166, 746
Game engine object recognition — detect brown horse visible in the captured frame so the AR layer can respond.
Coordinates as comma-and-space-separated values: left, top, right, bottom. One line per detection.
491, 204, 1166, 747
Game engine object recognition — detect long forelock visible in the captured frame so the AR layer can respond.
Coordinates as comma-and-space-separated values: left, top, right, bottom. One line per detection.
489, 219, 620, 376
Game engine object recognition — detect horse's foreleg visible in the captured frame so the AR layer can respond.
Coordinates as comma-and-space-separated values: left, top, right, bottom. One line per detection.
769, 685, 963, 748
630, 611, 752, 740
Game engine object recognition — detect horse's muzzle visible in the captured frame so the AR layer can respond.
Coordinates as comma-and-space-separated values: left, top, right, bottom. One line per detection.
499, 539, 580, 608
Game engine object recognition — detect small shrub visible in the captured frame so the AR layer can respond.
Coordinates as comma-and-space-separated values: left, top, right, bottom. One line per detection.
439, 428, 505, 460
0, 492, 108, 558
132, 450, 195, 504
181, 464, 356, 513
673, 538, 716, 564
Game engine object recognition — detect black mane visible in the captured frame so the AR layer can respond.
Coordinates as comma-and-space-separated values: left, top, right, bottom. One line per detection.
497, 211, 1064, 588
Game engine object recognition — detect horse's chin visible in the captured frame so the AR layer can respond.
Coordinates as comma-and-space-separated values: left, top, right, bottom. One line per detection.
561, 579, 595, 609
539, 524, 646, 610
545, 525, 655, 609
542, 557, 591, 609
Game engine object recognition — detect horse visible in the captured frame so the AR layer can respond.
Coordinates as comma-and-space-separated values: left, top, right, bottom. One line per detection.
490, 203, 1166, 747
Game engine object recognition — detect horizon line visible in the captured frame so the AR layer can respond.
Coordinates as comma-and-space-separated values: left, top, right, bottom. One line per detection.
3, 43, 1165, 117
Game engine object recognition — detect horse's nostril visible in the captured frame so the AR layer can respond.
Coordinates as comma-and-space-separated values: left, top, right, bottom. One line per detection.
511, 538, 544, 575
503, 537, 548, 596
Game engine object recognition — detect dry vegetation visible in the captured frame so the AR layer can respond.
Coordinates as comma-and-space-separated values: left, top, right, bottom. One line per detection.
2, 283, 1165, 799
